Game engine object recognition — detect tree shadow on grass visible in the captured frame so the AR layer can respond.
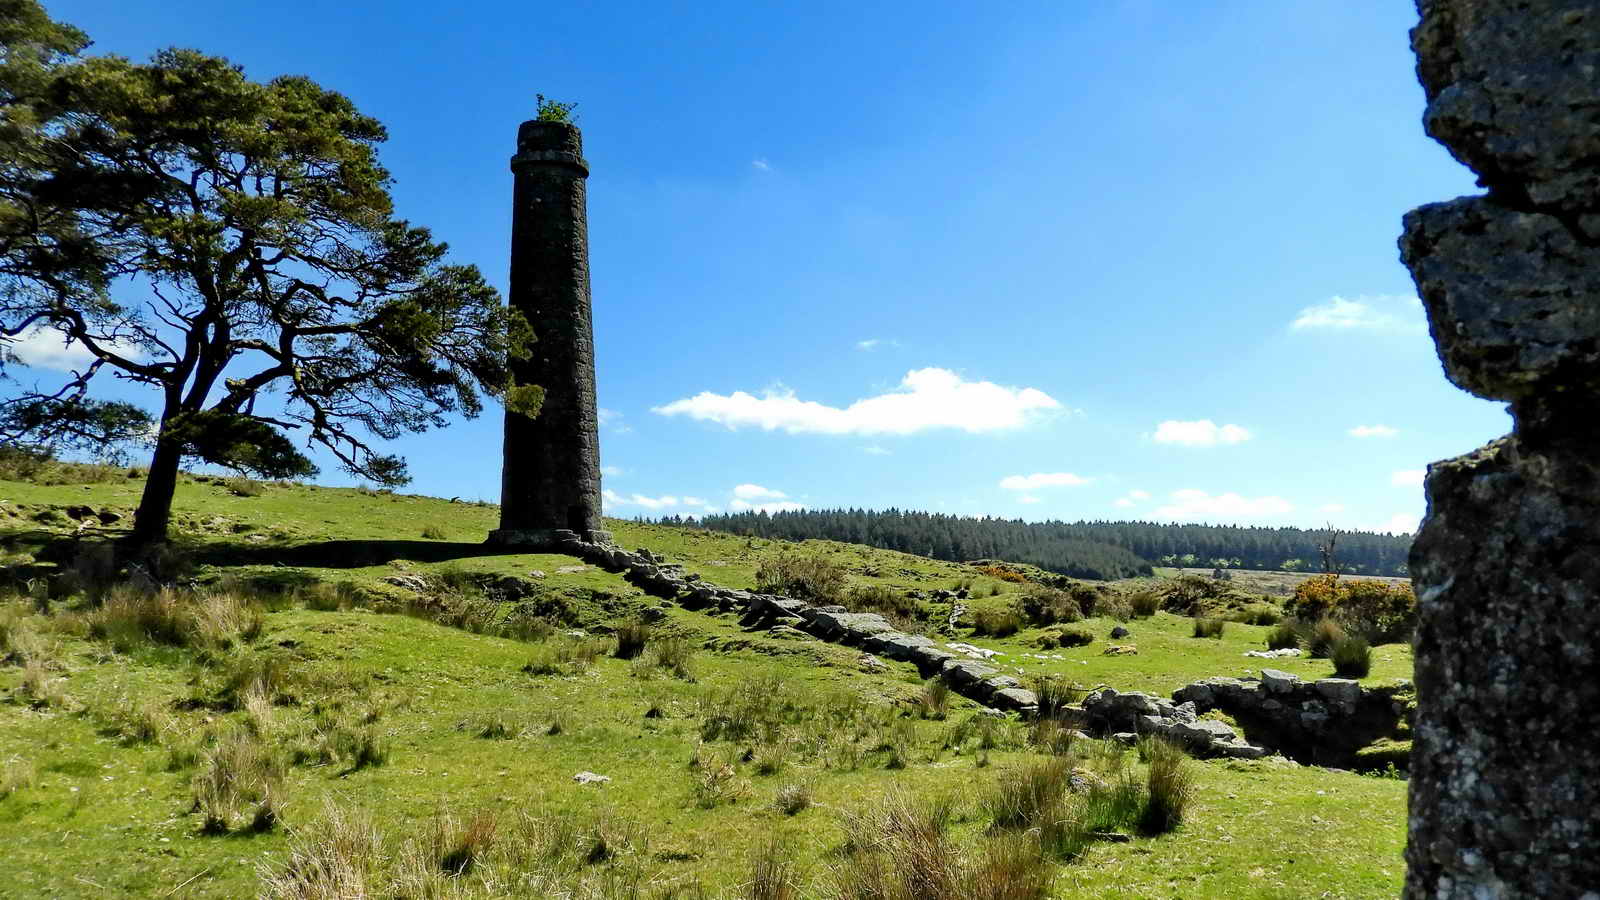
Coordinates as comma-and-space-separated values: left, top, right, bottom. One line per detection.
7, 529, 523, 572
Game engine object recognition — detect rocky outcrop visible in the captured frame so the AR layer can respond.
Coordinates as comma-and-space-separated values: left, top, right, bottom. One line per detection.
538, 529, 1039, 714
1400, 3, 1600, 896
1080, 687, 1268, 760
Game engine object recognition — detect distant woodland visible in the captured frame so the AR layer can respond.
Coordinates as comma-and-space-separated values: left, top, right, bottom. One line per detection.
660, 509, 1414, 580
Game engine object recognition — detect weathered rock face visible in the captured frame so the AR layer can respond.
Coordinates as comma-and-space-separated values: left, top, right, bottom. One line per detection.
1401, 2, 1600, 896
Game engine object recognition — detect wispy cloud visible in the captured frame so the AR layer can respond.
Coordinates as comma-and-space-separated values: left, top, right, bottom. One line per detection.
1349, 424, 1399, 438
733, 484, 787, 501
998, 472, 1090, 491
601, 489, 714, 512
653, 368, 1061, 436
1371, 512, 1419, 535
2, 324, 141, 372
1152, 419, 1252, 447
1113, 489, 1150, 509
1390, 470, 1426, 487
855, 338, 900, 351
1154, 489, 1293, 522
751, 158, 771, 171
1291, 295, 1425, 333
726, 483, 803, 513
597, 408, 632, 434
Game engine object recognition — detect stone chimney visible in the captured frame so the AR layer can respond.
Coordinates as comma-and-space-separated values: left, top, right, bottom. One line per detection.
489, 120, 608, 547
1401, 1, 1600, 895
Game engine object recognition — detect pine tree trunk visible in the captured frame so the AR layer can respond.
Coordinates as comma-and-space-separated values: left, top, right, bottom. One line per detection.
130, 433, 183, 547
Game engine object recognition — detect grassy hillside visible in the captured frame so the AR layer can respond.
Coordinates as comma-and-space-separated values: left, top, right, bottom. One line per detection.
0, 472, 1410, 898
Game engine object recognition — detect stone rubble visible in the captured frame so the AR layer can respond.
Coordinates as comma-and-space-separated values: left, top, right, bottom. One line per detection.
541, 530, 1041, 714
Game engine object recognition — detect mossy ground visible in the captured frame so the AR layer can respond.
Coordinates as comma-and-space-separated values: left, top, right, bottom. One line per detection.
0, 474, 1409, 897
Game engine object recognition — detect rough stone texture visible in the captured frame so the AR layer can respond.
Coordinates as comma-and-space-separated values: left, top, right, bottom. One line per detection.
494, 120, 603, 545
1402, 3, 1600, 896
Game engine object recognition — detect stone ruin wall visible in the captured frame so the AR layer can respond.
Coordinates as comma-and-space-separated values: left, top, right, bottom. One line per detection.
1401, 1, 1600, 896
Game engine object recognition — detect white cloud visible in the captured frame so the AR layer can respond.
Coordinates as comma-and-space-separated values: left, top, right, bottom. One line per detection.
597, 408, 632, 434
751, 158, 771, 171
1291, 295, 1425, 333
1154, 489, 1293, 522
1113, 488, 1151, 510
1391, 469, 1426, 487
864, 446, 891, 456
855, 338, 900, 351
599, 489, 716, 512
601, 465, 625, 477
1372, 512, 1420, 535
730, 499, 805, 514
1349, 425, 1399, 438
733, 483, 787, 501
999, 472, 1090, 491
653, 368, 1060, 436
1152, 419, 1252, 447
601, 489, 682, 510
2, 324, 139, 372
1017, 495, 1041, 504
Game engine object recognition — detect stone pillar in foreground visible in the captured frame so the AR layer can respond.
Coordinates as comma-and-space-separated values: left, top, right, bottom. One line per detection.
1401, 2, 1600, 896
488, 120, 608, 547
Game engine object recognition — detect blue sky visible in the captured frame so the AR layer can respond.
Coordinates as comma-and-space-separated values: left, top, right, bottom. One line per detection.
10, 0, 1507, 534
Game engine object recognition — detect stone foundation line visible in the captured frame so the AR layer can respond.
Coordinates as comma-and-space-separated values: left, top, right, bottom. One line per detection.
537, 530, 1396, 762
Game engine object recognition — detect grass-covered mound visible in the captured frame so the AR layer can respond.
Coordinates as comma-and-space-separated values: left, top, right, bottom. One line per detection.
0, 466, 1410, 897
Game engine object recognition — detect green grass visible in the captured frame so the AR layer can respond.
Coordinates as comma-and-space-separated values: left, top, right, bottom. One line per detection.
0, 471, 1412, 897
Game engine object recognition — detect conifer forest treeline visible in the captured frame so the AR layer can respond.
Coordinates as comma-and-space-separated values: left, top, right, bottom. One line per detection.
661, 509, 1413, 581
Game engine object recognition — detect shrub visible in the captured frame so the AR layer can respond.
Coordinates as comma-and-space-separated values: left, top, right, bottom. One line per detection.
773, 781, 812, 816
984, 756, 1071, 830
1096, 592, 1133, 623
1031, 675, 1084, 720
1306, 617, 1346, 659
1127, 589, 1161, 619
691, 750, 749, 808
521, 636, 606, 677
974, 564, 1027, 584
1015, 584, 1079, 626
1227, 603, 1281, 626
1266, 620, 1300, 651
752, 741, 788, 776
1055, 626, 1094, 648
0, 758, 36, 800
613, 620, 650, 660
1287, 575, 1417, 642
1331, 635, 1373, 678
1028, 717, 1076, 756
192, 728, 284, 834
971, 608, 1022, 638
300, 581, 362, 612
1137, 737, 1194, 835
648, 635, 696, 680
755, 553, 847, 604
1192, 617, 1225, 639
918, 678, 950, 720
225, 476, 264, 497
258, 800, 379, 899
419, 524, 448, 540
431, 810, 499, 876
747, 836, 804, 900
847, 583, 920, 622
